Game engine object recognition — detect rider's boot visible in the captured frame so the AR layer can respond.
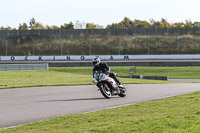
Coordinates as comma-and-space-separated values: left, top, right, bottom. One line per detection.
117, 81, 123, 88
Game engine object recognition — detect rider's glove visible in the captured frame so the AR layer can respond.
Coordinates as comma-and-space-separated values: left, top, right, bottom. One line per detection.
92, 78, 97, 83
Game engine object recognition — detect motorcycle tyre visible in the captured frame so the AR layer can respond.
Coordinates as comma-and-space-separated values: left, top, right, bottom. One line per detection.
99, 84, 112, 99
118, 87, 126, 97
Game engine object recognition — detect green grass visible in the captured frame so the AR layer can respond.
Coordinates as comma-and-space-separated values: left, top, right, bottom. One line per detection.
0, 66, 200, 89
127, 66, 200, 79
1, 66, 200, 132
1, 91, 200, 133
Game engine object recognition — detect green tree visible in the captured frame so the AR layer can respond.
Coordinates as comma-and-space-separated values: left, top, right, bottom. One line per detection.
185, 19, 194, 28
86, 23, 103, 29
106, 23, 118, 28
61, 22, 74, 29
149, 19, 170, 28
46, 25, 59, 29
133, 20, 151, 28
107, 23, 124, 28
143, 21, 151, 28
173, 22, 185, 28
34, 23, 45, 30
29, 17, 37, 30
19, 23, 28, 30
29, 17, 45, 30
0, 26, 5, 30
107, 17, 133, 28
122, 17, 132, 28
193, 21, 200, 28
149, 19, 157, 27
161, 18, 170, 28
1, 26, 12, 30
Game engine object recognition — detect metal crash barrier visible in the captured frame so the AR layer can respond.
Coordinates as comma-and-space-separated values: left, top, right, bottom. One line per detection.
129, 66, 168, 81
0, 63, 48, 71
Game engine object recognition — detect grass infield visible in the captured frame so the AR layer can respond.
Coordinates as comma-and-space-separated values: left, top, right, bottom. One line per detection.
0, 66, 200, 132
0, 66, 200, 89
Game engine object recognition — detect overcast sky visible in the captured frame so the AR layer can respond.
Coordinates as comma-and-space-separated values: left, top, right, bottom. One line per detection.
1, 0, 200, 28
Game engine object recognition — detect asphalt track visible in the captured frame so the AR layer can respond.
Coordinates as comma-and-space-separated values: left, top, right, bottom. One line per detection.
1, 83, 200, 129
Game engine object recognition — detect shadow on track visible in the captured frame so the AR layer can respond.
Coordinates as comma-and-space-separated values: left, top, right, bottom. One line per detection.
36, 97, 118, 102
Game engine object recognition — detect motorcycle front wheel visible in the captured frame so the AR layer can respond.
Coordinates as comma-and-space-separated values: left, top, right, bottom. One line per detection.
99, 83, 112, 99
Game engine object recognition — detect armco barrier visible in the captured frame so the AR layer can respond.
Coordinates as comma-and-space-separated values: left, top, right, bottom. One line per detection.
0, 63, 48, 71
48, 61, 200, 67
1, 55, 200, 67
131, 75, 168, 81
1, 55, 200, 61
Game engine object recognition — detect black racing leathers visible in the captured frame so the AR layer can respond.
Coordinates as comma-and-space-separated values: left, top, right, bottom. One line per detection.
93, 62, 121, 84
93, 62, 110, 77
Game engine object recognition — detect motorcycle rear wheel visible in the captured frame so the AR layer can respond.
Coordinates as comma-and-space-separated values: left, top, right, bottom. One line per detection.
118, 87, 126, 97
99, 84, 112, 99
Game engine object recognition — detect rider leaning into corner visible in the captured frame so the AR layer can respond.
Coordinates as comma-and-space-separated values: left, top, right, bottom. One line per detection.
92, 57, 123, 87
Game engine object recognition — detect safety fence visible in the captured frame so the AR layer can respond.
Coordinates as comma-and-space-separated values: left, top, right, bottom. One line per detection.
0, 28, 200, 37
0, 28, 200, 56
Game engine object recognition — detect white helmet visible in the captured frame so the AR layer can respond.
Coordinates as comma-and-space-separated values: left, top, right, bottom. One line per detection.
92, 57, 101, 66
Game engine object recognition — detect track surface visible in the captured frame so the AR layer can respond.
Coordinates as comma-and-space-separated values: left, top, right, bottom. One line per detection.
1, 83, 200, 129
169, 79, 200, 82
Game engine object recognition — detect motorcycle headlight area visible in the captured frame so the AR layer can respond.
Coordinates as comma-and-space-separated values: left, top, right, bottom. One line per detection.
99, 74, 106, 80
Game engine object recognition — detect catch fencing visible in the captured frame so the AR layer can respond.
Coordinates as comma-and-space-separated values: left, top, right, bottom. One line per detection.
0, 28, 200, 56
1, 28, 200, 37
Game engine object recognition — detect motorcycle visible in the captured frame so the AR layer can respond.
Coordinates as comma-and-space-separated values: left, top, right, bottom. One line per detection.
93, 71, 126, 99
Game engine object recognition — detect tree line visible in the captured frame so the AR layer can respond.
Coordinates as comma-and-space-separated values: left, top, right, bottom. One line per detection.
0, 17, 200, 30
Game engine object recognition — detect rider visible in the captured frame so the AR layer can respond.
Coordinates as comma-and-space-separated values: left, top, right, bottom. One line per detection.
92, 57, 122, 87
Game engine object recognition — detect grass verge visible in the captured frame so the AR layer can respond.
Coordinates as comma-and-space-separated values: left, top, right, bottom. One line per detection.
1, 66, 200, 89
1, 91, 200, 132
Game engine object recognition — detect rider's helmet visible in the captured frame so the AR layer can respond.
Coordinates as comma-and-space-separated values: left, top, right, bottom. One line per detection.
92, 57, 101, 66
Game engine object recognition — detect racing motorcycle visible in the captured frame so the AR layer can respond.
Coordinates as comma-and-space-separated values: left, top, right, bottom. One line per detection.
93, 71, 126, 99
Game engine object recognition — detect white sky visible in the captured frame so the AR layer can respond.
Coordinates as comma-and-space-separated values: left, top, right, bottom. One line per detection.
1, 0, 200, 28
